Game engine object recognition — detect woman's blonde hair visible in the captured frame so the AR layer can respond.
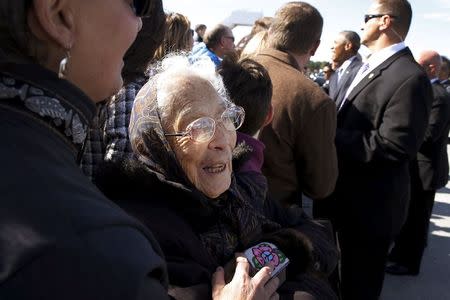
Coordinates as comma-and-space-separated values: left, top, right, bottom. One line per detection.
153, 12, 192, 61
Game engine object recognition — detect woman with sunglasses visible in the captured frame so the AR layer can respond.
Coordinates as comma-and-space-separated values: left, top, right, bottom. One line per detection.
0, 1, 274, 300
95, 54, 338, 300
0, 0, 171, 299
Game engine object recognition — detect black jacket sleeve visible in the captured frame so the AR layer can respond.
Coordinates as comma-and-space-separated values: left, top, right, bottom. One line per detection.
0, 227, 169, 300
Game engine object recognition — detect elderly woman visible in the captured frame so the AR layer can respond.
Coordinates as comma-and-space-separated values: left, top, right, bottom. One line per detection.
0, 1, 271, 300
96, 55, 338, 300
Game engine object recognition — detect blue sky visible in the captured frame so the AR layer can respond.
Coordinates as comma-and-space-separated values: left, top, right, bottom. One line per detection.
162, 0, 450, 62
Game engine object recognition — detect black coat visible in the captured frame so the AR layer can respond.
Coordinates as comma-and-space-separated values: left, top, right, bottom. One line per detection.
329, 55, 363, 107
415, 81, 450, 190
96, 158, 339, 300
0, 63, 168, 300
335, 47, 433, 237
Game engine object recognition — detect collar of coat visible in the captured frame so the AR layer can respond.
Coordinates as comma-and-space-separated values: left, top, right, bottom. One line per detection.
0, 62, 95, 157
257, 48, 302, 71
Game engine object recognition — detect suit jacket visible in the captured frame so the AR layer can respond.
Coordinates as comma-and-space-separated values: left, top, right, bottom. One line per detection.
254, 49, 338, 206
335, 47, 433, 237
329, 56, 363, 108
441, 79, 450, 94
414, 81, 450, 190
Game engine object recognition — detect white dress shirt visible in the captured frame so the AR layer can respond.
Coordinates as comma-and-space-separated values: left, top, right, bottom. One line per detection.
339, 42, 407, 111
337, 55, 358, 82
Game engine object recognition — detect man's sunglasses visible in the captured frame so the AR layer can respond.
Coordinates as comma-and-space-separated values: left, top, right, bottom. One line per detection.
364, 14, 398, 23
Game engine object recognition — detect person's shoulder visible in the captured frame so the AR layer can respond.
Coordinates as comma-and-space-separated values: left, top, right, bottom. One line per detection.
270, 73, 334, 115
191, 42, 208, 58
389, 50, 424, 75
294, 76, 335, 109
433, 82, 450, 100
254, 49, 299, 73
349, 57, 363, 69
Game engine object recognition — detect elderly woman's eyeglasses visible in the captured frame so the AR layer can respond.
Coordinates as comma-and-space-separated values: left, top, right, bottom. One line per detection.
165, 105, 245, 143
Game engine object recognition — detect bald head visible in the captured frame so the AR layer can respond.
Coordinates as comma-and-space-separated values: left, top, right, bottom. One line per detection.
417, 50, 442, 79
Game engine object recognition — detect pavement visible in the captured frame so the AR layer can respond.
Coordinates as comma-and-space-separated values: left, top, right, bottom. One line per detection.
381, 148, 450, 300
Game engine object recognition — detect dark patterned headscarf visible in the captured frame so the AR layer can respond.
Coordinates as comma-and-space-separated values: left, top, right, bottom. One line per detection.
128, 55, 280, 263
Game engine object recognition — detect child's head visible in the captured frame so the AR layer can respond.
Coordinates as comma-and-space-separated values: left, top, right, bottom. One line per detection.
219, 57, 273, 136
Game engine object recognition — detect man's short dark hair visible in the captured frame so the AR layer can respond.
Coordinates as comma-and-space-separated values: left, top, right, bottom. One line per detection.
219, 57, 272, 136
195, 24, 206, 33
441, 56, 450, 78
203, 24, 230, 49
441, 56, 449, 72
377, 0, 412, 38
268, 2, 323, 55
340, 30, 361, 53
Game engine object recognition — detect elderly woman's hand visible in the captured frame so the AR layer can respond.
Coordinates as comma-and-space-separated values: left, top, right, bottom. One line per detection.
212, 256, 279, 300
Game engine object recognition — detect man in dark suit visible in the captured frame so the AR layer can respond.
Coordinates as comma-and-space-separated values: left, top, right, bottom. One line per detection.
439, 56, 450, 93
328, 31, 363, 107
387, 50, 450, 276
331, 0, 433, 299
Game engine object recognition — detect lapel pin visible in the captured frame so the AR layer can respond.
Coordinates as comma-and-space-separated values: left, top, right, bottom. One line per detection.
368, 73, 374, 79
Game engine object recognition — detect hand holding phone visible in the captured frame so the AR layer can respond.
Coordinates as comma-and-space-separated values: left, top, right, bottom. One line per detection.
223, 242, 289, 286
244, 242, 290, 279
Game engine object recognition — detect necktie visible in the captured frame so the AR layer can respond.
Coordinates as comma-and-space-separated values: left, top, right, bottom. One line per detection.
337, 68, 344, 82
338, 62, 370, 111
359, 62, 370, 76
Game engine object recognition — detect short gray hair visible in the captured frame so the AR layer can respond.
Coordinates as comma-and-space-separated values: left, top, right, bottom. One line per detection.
153, 54, 229, 122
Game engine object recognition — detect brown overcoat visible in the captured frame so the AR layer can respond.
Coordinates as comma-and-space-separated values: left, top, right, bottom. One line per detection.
254, 49, 338, 206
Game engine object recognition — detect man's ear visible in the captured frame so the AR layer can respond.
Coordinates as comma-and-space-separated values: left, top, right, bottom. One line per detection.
428, 64, 436, 76
378, 15, 391, 31
262, 104, 274, 127
30, 0, 75, 49
309, 39, 321, 56
344, 42, 352, 51
219, 36, 226, 48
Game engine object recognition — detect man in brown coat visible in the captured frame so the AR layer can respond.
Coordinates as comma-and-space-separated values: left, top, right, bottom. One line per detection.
254, 2, 338, 207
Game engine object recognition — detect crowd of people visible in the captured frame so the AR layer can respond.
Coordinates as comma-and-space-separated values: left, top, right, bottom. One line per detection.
1, 0, 449, 300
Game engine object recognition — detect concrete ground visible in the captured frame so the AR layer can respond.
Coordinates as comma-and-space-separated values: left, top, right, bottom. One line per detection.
304, 148, 450, 300
381, 144, 450, 299
381, 182, 450, 300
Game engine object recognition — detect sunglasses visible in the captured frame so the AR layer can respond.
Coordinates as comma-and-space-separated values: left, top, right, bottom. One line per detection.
133, 0, 150, 17
165, 105, 245, 143
364, 14, 398, 23
224, 36, 235, 43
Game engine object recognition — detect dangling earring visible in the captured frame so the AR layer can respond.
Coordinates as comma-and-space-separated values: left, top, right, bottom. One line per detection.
58, 50, 71, 79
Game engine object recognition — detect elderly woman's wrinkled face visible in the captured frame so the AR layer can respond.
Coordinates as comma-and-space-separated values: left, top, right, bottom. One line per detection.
166, 77, 236, 199
66, 0, 142, 101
